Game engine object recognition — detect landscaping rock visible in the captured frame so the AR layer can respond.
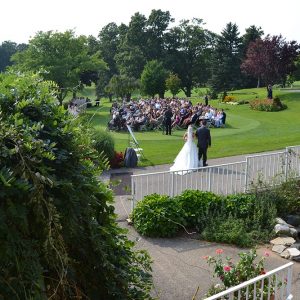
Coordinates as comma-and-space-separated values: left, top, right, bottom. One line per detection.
287, 247, 300, 258
280, 249, 290, 259
292, 255, 300, 262
292, 243, 300, 250
272, 244, 286, 254
270, 237, 296, 246
275, 217, 288, 225
289, 227, 298, 238
274, 224, 290, 235
285, 215, 300, 227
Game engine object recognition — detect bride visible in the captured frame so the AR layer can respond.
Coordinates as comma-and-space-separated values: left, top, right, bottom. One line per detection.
170, 125, 200, 174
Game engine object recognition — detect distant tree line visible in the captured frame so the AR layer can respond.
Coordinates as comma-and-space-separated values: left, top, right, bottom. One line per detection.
1, 9, 300, 102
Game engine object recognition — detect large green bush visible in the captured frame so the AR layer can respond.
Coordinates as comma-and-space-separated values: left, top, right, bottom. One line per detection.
175, 190, 222, 231
132, 190, 277, 247
201, 216, 253, 247
93, 128, 115, 161
132, 194, 185, 237
0, 72, 152, 299
273, 179, 300, 215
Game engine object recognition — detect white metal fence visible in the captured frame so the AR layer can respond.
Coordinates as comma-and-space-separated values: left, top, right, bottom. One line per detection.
131, 146, 300, 209
204, 262, 294, 300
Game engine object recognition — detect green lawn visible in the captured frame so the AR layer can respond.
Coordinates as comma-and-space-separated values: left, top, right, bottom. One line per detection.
83, 87, 300, 166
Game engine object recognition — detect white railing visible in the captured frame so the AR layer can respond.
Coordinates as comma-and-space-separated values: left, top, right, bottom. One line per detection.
131, 146, 300, 210
204, 262, 293, 300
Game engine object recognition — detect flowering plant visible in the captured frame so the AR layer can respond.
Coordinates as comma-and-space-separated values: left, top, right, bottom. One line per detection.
204, 248, 280, 298
250, 97, 287, 112
222, 95, 237, 103
110, 151, 124, 168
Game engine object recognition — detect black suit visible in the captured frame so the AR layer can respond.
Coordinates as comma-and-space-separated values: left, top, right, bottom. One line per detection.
196, 125, 211, 166
164, 109, 173, 135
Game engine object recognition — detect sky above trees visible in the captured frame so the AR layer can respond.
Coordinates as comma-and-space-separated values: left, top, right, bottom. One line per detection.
1, 0, 299, 43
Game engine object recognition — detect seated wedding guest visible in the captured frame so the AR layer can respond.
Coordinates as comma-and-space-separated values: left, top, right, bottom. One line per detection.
172, 113, 181, 128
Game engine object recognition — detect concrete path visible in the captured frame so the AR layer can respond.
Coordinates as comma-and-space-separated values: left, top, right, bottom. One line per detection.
115, 195, 300, 299
104, 151, 300, 299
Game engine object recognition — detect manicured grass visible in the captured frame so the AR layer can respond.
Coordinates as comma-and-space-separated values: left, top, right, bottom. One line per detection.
83, 87, 300, 166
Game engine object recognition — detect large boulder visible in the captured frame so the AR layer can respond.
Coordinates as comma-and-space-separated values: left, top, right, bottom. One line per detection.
285, 215, 300, 227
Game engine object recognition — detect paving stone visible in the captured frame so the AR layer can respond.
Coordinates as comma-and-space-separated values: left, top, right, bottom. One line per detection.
270, 237, 296, 246
280, 249, 290, 259
272, 244, 287, 254
287, 247, 300, 257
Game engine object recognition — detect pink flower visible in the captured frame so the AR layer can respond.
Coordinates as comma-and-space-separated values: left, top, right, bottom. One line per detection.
216, 249, 224, 255
202, 255, 209, 260
223, 266, 231, 272
264, 251, 270, 257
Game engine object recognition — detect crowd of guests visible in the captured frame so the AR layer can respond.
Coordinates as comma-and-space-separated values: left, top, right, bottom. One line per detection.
108, 97, 226, 132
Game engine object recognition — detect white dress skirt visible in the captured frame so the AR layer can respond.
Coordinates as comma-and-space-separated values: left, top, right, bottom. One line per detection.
170, 126, 201, 174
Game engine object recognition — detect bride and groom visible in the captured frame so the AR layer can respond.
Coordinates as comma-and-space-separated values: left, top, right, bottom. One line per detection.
170, 120, 211, 173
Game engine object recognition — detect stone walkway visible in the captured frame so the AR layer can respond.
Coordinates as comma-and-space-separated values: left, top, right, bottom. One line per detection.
103, 151, 300, 299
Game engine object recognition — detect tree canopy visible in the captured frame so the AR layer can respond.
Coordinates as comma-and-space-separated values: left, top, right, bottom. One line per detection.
11, 30, 106, 104
141, 60, 168, 98
241, 35, 300, 87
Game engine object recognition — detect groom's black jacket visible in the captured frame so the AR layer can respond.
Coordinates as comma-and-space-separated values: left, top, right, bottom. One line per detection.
196, 126, 211, 149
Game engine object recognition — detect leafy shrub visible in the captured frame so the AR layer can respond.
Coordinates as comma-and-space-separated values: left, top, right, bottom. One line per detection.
0, 72, 153, 299
93, 129, 115, 160
202, 216, 253, 247
132, 194, 185, 237
275, 179, 300, 215
223, 194, 256, 219
176, 190, 222, 230
250, 97, 287, 111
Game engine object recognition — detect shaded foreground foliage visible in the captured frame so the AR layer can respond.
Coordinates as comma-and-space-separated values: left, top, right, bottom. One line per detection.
0, 72, 152, 299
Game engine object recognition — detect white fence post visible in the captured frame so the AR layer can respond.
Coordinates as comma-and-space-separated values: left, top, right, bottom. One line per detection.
285, 147, 289, 181
244, 156, 249, 192
170, 171, 175, 197
208, 167, 212, 192
131, 176, 135, 211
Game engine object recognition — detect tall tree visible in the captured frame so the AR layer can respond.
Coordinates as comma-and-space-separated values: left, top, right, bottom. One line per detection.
11, 30, 106, 104
241, 35, 299, 87
165, 19, 214, 97
106, 74, 139, 101
98, 22, 120, 77
165, 73, 181, 97
115, 44, 146, 79
240, 25, 264, 87
145, 9, 174, 61
210, 22, 243, 94
0, 41, 27, 72
141, 60, 168, 98
241, 25, 264, 56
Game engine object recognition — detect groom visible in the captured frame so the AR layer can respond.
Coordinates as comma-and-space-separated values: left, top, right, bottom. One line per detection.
195, 120, 211, 167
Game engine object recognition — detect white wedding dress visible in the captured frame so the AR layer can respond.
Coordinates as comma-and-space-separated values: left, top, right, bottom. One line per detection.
170, 126, 200, 174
